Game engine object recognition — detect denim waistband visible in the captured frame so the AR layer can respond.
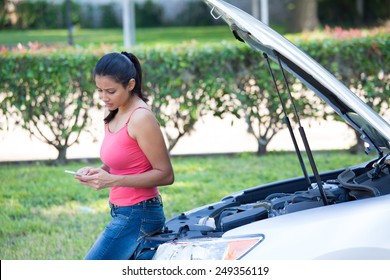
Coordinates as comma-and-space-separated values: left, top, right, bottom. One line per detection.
109, 196, 162, 209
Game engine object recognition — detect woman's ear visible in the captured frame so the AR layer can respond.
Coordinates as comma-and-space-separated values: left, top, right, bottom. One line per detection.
128, 79, 136, 92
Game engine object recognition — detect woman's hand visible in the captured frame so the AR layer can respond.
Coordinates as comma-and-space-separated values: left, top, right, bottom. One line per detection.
76, 166, 95, 176
75, 168, 117, 191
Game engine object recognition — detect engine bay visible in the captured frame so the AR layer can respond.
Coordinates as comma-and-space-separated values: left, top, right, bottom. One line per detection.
154, 155, 390, 240
133, 154, 390, 259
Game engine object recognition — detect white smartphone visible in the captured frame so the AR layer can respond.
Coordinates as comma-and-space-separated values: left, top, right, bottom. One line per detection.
64, 170, 84, 176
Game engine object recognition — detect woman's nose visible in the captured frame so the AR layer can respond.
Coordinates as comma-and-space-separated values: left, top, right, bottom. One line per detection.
100, 92, 109, 101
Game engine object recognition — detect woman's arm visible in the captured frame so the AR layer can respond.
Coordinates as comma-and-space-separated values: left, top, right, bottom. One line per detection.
76, 109, 110, 176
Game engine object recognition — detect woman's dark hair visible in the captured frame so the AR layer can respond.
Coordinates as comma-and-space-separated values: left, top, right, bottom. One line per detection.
94, 51, 148, 123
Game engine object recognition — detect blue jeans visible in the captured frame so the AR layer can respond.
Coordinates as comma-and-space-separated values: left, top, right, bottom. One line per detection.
84, 196, 165, 260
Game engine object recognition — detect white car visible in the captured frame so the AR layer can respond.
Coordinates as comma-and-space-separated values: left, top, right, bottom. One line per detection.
142, 0, 390, 260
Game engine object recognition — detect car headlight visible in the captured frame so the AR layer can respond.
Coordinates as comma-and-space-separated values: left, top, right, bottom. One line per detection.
153, 235, 264, 260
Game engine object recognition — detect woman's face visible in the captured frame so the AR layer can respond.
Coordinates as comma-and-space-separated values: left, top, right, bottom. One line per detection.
95, 75, 132, 111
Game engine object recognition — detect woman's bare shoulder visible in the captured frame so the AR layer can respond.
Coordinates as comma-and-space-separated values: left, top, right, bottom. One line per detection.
131, 107, 157, 124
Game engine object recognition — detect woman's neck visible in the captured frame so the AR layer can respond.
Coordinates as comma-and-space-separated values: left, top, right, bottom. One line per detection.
118, 95, 140, 114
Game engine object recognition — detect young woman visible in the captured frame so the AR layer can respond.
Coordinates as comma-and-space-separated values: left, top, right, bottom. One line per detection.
75, 51, 174, 260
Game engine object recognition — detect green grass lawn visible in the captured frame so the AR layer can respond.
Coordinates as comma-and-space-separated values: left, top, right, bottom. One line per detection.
0, 151, 369, 259
0, 25, 236, 47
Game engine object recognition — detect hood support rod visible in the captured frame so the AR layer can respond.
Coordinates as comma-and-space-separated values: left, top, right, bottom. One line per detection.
263, 53, 312, 189
264, 52, 329, 206
275, 52, 329, 205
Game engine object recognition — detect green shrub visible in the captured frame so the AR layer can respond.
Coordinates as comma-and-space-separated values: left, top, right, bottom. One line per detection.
0, 31, 388, 162
0, 47, 100, 163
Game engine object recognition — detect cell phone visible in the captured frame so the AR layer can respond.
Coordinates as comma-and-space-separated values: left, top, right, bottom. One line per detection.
64, 170, 84, 176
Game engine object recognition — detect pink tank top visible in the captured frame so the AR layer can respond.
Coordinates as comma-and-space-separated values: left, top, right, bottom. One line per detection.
100, 107, 159, 206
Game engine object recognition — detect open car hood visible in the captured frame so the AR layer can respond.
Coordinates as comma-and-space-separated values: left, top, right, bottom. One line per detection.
204, 0, 390, 154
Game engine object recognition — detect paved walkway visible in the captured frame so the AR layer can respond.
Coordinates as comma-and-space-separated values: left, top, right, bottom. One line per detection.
0, 113, 355, 162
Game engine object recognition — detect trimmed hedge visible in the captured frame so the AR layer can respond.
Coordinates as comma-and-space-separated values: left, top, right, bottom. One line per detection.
0, 32, 389, 162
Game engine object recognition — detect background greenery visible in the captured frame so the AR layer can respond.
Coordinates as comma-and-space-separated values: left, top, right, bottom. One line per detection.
0, 151, 369, 259
0, 0, 222, 30
0, 25, 234, 47
1, 0, 389, 30
1, 27, 388, 162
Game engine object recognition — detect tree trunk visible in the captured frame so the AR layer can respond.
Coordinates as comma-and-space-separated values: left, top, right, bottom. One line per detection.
350, 130, 366, 154
66, 0, 73, 45
355, 0, 364, 24
289, 0, 319, 32
356, 0, 364, 18
56, 146, 68, 165
256, 138, 268, 156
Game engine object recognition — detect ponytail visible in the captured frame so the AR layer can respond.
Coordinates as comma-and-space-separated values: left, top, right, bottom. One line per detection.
121, 51, 148, 103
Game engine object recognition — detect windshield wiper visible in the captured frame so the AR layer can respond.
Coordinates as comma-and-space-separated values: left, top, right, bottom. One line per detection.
263, 52, 329, 206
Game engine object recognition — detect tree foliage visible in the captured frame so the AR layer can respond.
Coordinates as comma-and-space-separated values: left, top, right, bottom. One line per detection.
0, 45, 99, 164
298, 28, 390, 152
